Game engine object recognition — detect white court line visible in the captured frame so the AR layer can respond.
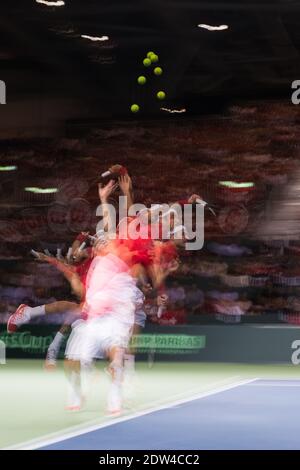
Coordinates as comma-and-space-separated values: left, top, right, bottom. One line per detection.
251, 325, 300, 329
8, 376, 257, 450
249, 382, 300, 387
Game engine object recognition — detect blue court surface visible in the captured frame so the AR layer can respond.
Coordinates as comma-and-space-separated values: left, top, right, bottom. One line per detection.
39, 379, 300, 450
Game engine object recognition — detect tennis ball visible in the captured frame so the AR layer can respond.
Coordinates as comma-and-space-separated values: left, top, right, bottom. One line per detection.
150, 54, 159, 63
157, 91, 166, 100
137, 76, 147, 85
147, 51, 155, 58
143, 58, 152, 67
131, 104, 140, 113
154, 67, 163, 76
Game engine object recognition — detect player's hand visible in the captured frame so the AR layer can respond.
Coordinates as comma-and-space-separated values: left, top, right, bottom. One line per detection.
72, 247, 88, 263
118, 174, 132, 195
98, 180, 118, 202
44, 360, 57, 371
79, 231, 90, 240
109, 164, 124, 174
157, 294, 168, 307
188, 194, 202, 204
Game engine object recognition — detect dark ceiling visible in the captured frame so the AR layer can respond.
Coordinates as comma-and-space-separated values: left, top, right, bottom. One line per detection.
1, 0, 300, 121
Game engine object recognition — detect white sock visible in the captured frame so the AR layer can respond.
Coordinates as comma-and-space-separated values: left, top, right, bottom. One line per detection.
123, 354, 137, 401
124, 353, 135, 375
49, 331, 65, 351
26, 305, 46, 319
107, 372, 123, 412
80, 361, 94, 397
107, 360, 123, 412
67, 370, 82, 408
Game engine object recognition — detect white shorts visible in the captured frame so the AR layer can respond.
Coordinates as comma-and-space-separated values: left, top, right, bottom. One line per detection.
65, 316, 132, 362
65, 319, 87, 361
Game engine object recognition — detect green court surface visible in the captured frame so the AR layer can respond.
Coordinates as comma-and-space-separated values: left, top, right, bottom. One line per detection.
1, 360, 300, 449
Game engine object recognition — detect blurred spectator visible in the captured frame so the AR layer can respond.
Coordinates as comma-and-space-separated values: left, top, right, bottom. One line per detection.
166, 281, 186, 306
184, 284, 204, 312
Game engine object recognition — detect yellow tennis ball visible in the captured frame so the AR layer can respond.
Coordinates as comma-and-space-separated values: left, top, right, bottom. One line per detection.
154, 67, 163, 76
157, 91, 166, 100
150, 54, 159, 63
143, 58, 151, 67
137, 76, 147, 85
147, 51, 155, 58
131, 104, 140, 113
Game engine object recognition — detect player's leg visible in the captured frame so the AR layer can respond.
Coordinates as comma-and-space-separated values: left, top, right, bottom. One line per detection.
123, 300, 146, 400
45, 323, 72, 370
7, 301, 80, 333
64, 320, 88, 410
124, 322, 142, 374
64, 359, 82, 411
106, 345, 126, 415
77, 315, 129, 415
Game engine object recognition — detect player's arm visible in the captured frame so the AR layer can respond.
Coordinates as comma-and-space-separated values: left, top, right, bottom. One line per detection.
35, 252, 84, 300
176, 194, 203, 206
47, 258, 84, 300
71, 232, 90, 260
149, 258, 179, 289
98, 179, 118, 233
36, 253, 75, 278
118, 173, 134, 213
147, 240, 179, 288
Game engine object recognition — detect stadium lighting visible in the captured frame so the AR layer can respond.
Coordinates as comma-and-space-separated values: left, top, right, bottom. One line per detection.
24, 187, 58, 194
81, 35, 109, 42
35, 0, 65, 6
219, 181, 255, 188
0, 165, 17, 171
197, 24, 229, 31
160, 108, 186, 114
